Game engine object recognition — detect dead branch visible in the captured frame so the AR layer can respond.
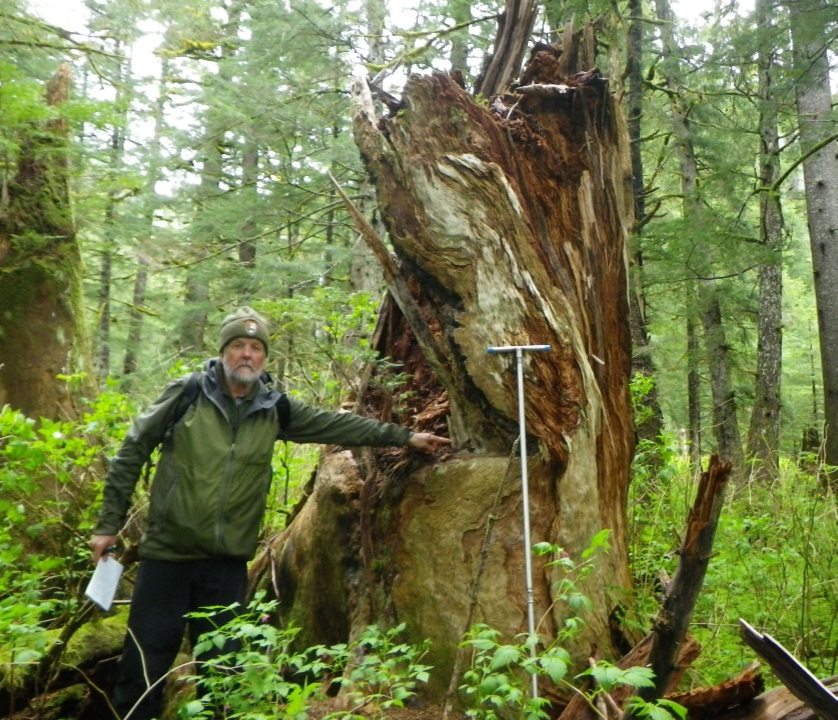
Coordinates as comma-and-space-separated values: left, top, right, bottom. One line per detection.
626, 454, 732, 714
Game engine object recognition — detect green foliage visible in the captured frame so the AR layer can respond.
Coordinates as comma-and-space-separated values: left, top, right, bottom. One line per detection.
630, 372, 657, 428
0, 380, 133, 689
459, 533, 645, 720
578, 662, 655, 693
329, 623, 432, 718
185, 597, 431, 720
625, 696, 688, 720
459, 624, 553, 720
189, 598, 334, 719
263, 288, 382, 407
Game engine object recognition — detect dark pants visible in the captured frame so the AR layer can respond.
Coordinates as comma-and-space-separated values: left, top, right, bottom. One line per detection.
112, 558, 249, 720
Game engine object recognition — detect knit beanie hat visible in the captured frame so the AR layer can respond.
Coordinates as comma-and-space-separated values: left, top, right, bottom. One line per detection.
218, 306, 270, 354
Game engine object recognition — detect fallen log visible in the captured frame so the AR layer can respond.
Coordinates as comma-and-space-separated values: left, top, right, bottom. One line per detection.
739, 620, 838, 718
711, 676, 838, 720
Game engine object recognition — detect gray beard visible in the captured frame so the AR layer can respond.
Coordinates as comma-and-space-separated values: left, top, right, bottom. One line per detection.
222, 358, 259, 386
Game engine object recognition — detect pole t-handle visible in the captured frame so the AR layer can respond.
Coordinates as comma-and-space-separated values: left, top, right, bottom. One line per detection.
487, 344, 551, 353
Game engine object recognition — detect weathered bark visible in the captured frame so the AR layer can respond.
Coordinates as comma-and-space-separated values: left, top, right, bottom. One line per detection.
788, 0, 838, 470
267, 26, 635, 702
746, 0, 785, 480
0, 64, 90, 419
713, 677, 838, 720
665, 663, 764, 719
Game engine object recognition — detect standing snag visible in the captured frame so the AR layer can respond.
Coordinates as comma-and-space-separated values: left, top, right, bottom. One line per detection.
269, 27, 638, 699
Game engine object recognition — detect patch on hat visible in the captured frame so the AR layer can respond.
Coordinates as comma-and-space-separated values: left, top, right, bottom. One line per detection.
244, 320, 258, 335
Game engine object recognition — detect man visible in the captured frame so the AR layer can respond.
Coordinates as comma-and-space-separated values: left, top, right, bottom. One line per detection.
91, 306, 450, 720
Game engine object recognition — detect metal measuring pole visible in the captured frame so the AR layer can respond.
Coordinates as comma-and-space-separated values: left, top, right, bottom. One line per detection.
487, 344, 551, 700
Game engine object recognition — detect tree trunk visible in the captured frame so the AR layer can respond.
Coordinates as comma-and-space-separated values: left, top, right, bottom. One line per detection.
0, 64, 90, 419
239, 141, 258, 281
655, 0, 744, 473
265, 27, 636, 701
123, 60, 168, 381
178, 133, 220, 356
788, 0, 838, 470
347, 0, 386, 296
702, 292, 745, 471
687, 307, 702, 468
122, 256, 149, 378
746, 0, 785, 479
624, 0, 664, 446
474, 0, 538, 97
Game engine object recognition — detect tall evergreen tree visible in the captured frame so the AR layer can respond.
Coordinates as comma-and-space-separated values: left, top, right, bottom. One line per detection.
745, 0, 787, 478
653, 0, 744, 473
787, 0, 838, 469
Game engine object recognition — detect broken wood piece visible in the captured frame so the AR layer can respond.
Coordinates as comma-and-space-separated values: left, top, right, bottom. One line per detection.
710, 676, 838, 720
739, 619, 838, 718
665, 661, 764, 719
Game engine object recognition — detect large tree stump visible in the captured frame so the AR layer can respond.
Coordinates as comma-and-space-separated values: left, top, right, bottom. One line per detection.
263, 30, 637, 702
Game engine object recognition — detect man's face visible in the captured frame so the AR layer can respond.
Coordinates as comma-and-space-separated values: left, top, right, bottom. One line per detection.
221, 338, 266, 386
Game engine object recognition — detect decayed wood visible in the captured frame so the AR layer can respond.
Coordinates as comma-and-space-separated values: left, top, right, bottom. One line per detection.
712, 676, 838, 720
739, 620, 838, 718
665, 662, 764, 718
337, 18, 638, 694
473, 0, 538, 97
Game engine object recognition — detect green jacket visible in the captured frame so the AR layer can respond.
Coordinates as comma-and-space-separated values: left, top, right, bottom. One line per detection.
95, 359, 412, 561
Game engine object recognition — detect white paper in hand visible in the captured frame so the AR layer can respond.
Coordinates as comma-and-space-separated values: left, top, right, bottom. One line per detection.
85, 557, 124, 611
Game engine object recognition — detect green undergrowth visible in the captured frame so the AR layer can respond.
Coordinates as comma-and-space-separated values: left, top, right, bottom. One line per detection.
629, 432, 838, 688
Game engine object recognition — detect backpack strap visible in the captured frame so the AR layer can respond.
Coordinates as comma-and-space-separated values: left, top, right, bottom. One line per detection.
162, 372, 203, 444
277, 394, 291, 438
